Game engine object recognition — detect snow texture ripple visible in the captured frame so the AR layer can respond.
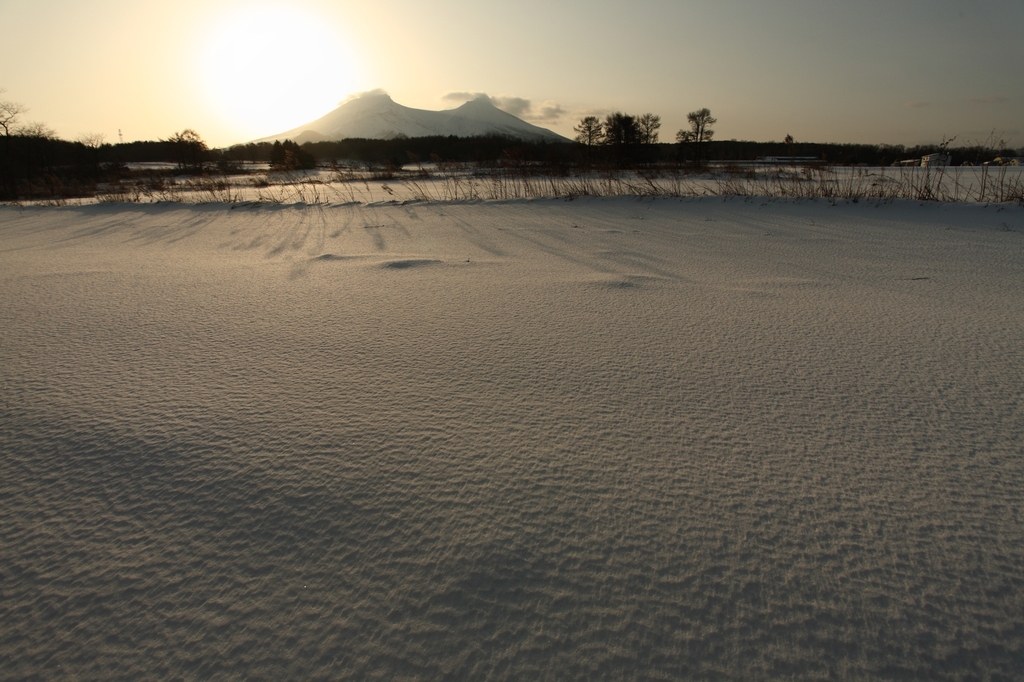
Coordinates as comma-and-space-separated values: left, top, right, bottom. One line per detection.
1, 198, 1022, 680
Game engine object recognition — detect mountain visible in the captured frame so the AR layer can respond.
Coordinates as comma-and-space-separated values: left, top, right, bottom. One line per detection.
258, 92, 569, 143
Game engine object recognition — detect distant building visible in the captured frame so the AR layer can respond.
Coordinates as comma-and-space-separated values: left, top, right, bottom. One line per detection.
756, 156, 818, 164
921, 153, 951, 167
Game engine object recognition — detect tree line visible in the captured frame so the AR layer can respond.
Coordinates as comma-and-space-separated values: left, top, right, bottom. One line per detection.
573, 108, 717, 167
2, 88, 1019, 202
0, 126, 220, 201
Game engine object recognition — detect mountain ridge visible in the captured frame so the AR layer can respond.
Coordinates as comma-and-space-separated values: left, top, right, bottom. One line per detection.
257, 92, 569, 143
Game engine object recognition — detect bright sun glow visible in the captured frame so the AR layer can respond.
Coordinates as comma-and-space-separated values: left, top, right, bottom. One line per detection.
199, 4, 359, 139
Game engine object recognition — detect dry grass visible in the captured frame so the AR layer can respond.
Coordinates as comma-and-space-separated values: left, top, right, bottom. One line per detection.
21, 162, 1024, 207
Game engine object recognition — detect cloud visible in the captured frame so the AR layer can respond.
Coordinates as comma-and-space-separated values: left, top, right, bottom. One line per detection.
443, 91, 566, 122
443, 91, 485, 103
966, 95, 1009, 104
495, 97, 532, 118
905, 101, 930, 109
339, 88, 389, 105
534, 101, 566, 121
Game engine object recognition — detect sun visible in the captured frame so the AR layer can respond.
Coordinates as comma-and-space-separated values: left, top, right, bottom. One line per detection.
199, 4, 360, 138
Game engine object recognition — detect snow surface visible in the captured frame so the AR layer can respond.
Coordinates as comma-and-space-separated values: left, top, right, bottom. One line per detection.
1, 198, 1022, 679
259, 92, 569, 143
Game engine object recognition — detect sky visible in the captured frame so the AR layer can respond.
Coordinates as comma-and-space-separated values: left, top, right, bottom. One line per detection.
1, 0, 1021, 148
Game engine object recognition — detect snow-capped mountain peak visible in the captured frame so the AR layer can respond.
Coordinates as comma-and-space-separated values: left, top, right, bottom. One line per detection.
258, 92, 567, 143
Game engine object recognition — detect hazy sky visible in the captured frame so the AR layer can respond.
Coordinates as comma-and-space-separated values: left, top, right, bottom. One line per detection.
1, 0, 1021, 148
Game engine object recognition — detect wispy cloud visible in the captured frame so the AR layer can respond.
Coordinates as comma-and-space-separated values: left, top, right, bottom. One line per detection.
534, 101, 565, 121
443, 92, 566, 122
339, 88, 388, 105
966, 95, 1009, 104
495, 97, 532, 118
442, 92, 479, 103
905, 101, 930, 109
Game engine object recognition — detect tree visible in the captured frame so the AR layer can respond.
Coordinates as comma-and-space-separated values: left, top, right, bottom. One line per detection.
18, 121, 56, 139
0, 91, 53, 140
166, 129, 208, 173
573, 116, 604, 155
270, 139, 316, 170
78, 132, 105, 148
676, 108, 716, 167
638, 113, 661, 145
77, 133, 106, 173
0, 90, 27, 137
1, 90, 29, 199
603, 112, 639, 165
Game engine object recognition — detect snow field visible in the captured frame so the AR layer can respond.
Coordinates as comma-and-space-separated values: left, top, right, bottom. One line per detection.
1, 198, 1022, 680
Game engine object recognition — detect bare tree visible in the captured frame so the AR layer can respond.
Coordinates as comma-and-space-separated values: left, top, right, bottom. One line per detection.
0, 90, 24, 199
77, 132, 106, 148
638, 113, 661, 145
676, 108, 716, 167
0, 92, 60, 199
19, 121, 57, 139
0, 89, 27, 137
77, 133, 107, 171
